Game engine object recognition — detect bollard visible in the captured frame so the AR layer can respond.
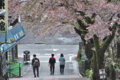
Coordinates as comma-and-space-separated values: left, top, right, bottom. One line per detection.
19, 63, 21, 77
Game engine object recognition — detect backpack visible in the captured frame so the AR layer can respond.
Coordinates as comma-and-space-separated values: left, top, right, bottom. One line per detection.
33, 58, 40, 67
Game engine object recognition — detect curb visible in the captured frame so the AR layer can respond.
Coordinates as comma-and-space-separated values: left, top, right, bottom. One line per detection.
70, 55, 83, 77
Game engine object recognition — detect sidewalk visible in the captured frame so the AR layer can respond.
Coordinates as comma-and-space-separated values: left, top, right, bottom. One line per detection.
10, 77, 90, 80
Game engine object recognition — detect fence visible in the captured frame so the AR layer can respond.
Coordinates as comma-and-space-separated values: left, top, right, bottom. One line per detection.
7, 62, 24, 77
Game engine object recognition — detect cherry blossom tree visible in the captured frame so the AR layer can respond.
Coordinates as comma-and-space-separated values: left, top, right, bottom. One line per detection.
41, 0, 120, 80
73, 1, 120, 80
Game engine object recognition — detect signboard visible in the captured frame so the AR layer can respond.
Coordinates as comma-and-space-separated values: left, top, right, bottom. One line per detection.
0, 24, 26, 53
0, 31, 16, 53
99, 69, 107, 79
10, 24, 26, 42
0, 0, 8, 33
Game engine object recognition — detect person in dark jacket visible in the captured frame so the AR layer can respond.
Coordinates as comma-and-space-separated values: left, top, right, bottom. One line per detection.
32, 54, 40, 77
49, 54, 56, 75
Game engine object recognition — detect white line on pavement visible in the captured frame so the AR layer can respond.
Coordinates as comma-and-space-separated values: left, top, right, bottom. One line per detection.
37, 56, 50, 57
44, 49, 52, 50
44, 49, 59, 51
69, 55, 76, 61
68, 54, 74, 55
45, 54, 51, 55
34, 53, 41, 55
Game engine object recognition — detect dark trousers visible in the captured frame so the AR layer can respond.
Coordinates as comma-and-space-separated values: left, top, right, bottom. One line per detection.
60, 65, 65, 73
33, 66, 39, 77
50, 65, 55, 74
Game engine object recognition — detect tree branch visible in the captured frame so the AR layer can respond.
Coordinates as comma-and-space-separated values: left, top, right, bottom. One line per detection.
100, 23, 117, 54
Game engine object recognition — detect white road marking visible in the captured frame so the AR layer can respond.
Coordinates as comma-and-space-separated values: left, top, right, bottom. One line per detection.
68, 54, 74, 55
37, 56, 50, 57
44, 53, 51, 54
44, 49, 59, 51
69, 55, 76, 61
53, 49, 59, 51
45, 54, 51, 55
44, 49, 52, 50
34, 53, 40, 55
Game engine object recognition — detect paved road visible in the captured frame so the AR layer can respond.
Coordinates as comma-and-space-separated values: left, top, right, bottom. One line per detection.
17, 44, 79, 62
9, 44, 89, 80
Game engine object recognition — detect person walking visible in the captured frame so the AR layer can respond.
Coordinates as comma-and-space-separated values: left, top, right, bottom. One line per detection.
59, 53, 65, 75
32, 54, 40, 77
49, 54, 56, 75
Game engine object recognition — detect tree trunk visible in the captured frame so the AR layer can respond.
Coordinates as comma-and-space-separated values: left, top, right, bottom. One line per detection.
109, 65, 116, 80
91, 35, 106, 80
91, 51, 99, 80
85, 43, 93, 61
91, 51, 105, 80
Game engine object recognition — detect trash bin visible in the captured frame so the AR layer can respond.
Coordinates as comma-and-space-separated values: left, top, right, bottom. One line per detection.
23, 50, 30, 63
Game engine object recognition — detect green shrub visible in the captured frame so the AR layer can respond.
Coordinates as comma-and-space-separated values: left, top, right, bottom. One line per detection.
6, 60, 14, 65
77, 49, 81, 56
77, 58, 82, 65
77, 58, 81, 62
85, 69, 90, 77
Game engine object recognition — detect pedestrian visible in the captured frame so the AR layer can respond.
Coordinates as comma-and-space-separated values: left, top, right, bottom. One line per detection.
49, 54, 56, 75
59, 53, 65, 75
32, 54, 40, 77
